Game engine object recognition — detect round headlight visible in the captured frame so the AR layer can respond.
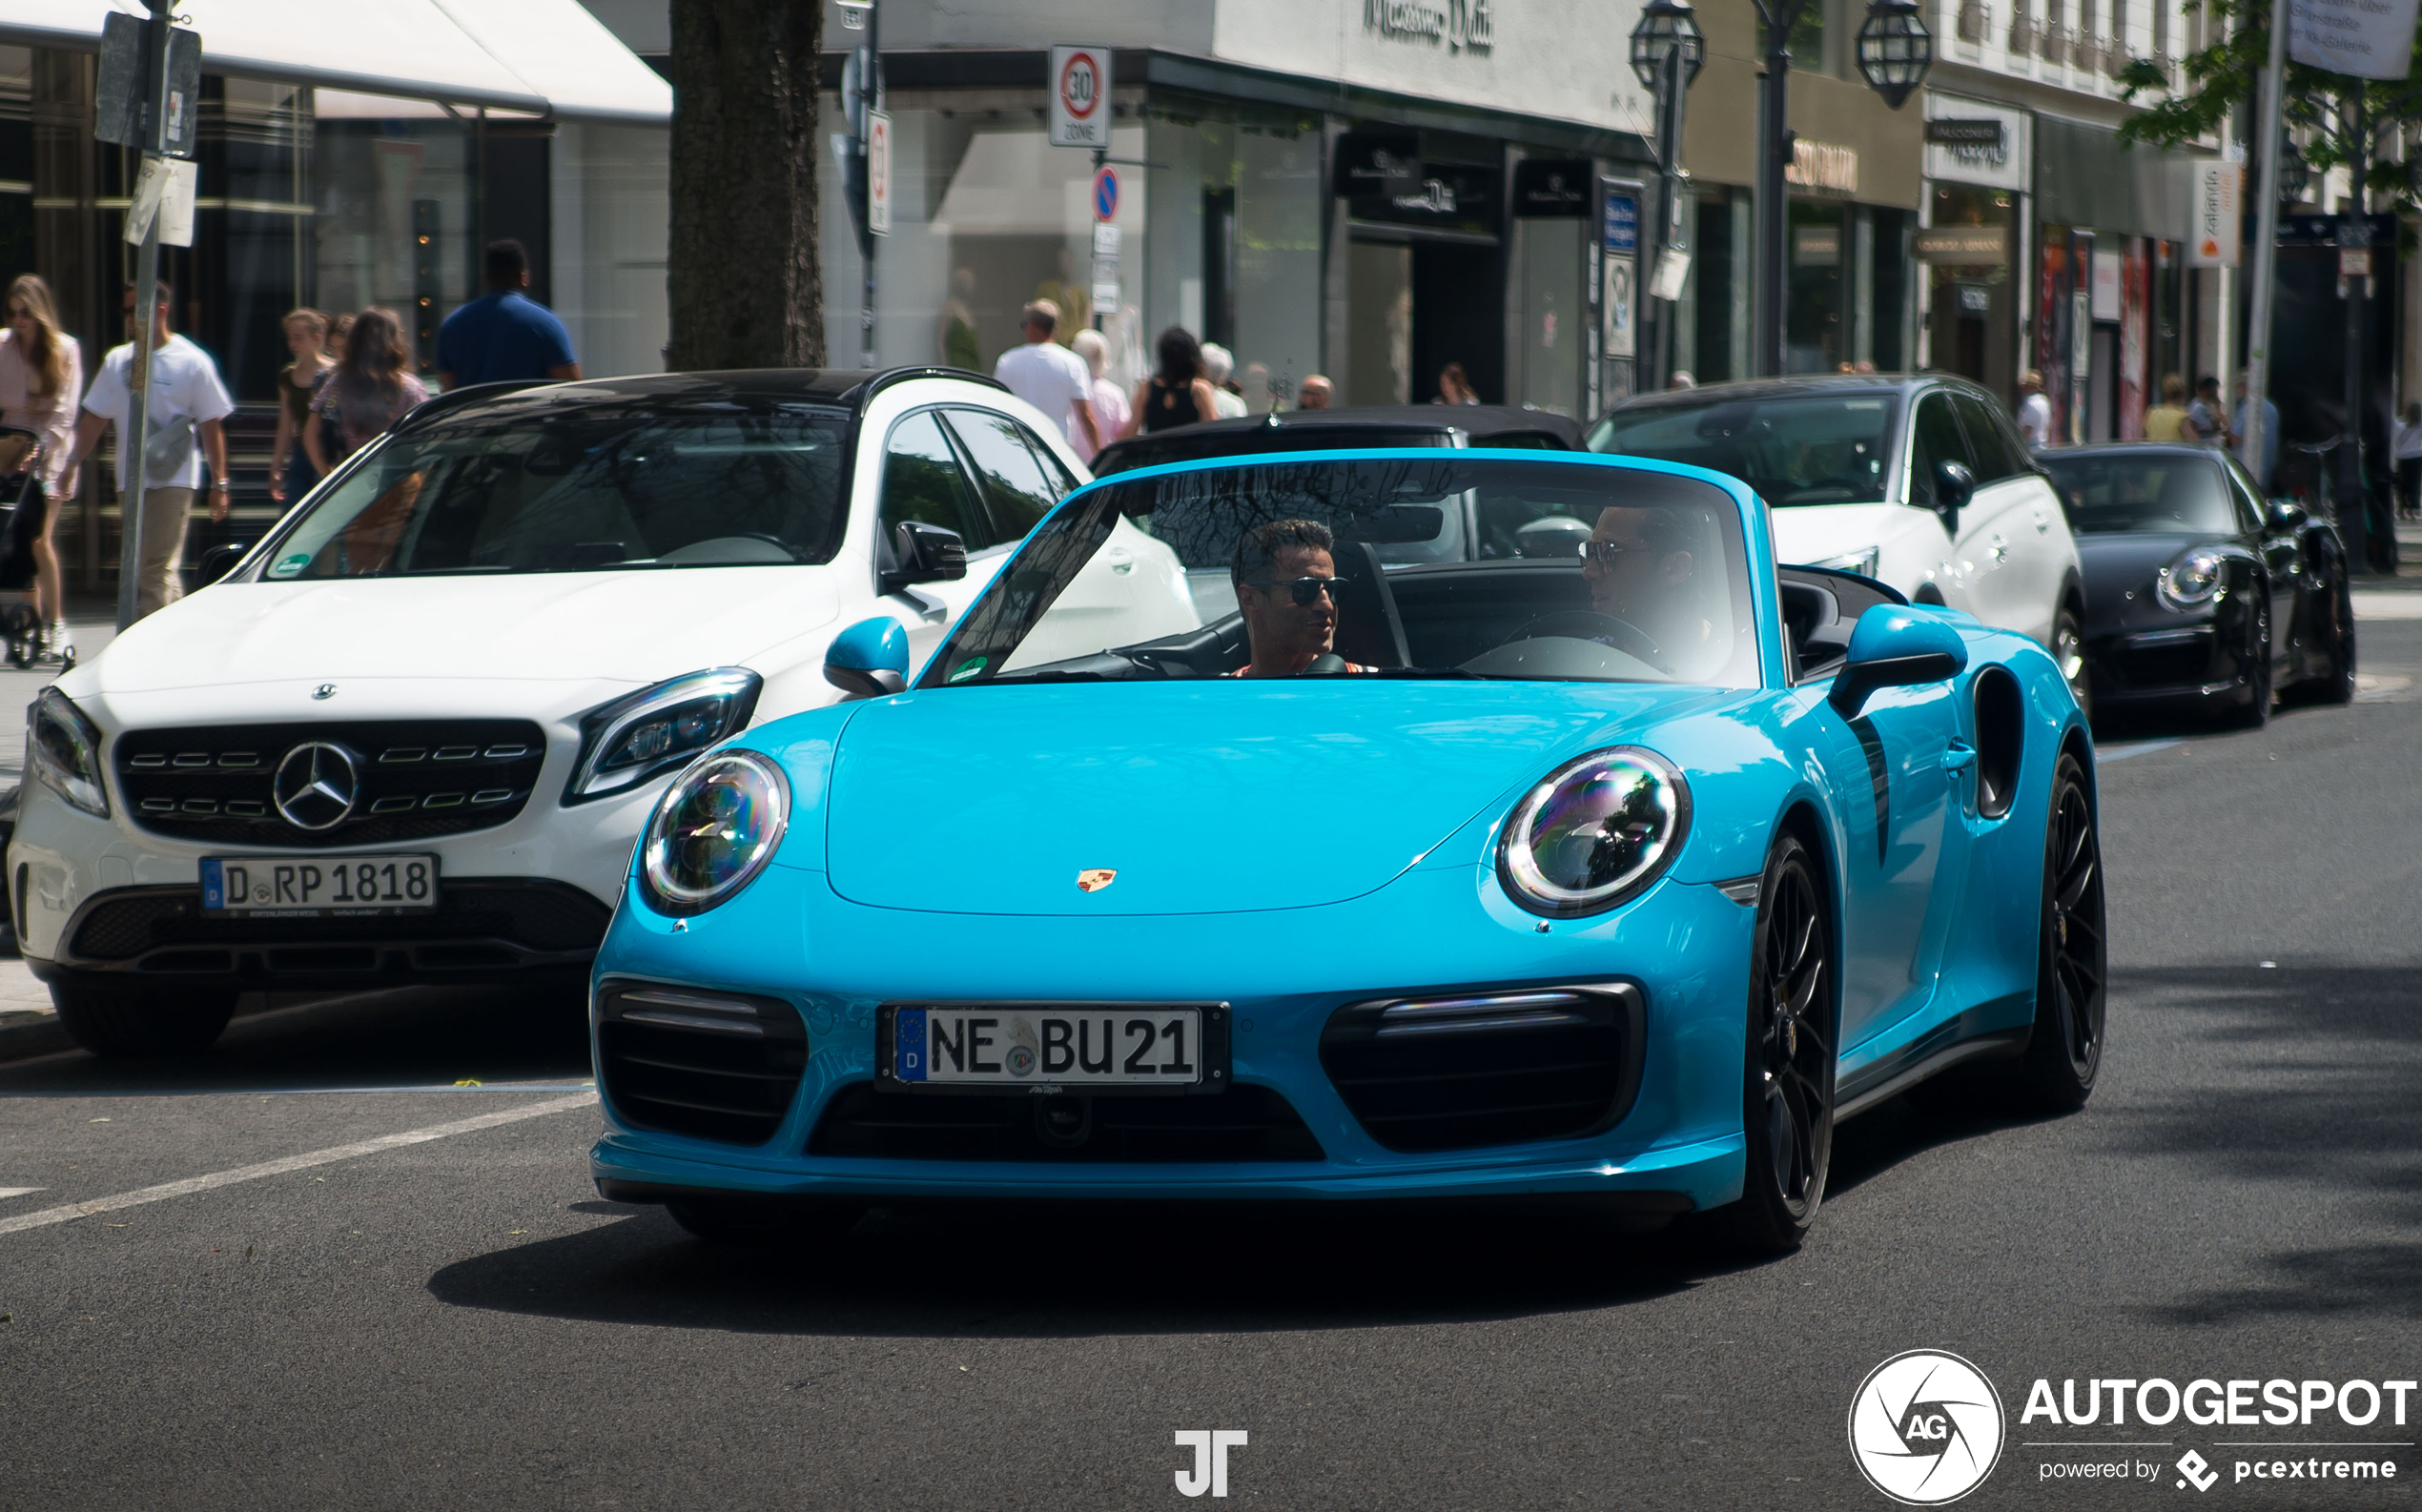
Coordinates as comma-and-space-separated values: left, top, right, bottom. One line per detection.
2156, 545, 2227, 610
1498, 746, 1692, 917
640, 750, 790, 915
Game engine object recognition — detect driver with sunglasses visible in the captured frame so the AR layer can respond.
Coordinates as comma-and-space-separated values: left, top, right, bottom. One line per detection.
1225, 518, 1376, 678
1574, 505, 1716, 675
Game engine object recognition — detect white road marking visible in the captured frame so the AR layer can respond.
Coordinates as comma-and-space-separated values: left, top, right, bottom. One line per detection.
0, 1187, 43, 1199
2351, 592, 2422, 621
0, 1092, 595, 1238
2097, 739, 2184, 764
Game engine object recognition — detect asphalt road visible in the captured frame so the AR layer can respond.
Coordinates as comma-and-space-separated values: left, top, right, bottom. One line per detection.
1, 626, 2418, 1511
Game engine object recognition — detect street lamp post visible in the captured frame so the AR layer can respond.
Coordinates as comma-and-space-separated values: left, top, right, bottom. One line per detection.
1631, 0, 1705, 394
1748, 0, 1933, 377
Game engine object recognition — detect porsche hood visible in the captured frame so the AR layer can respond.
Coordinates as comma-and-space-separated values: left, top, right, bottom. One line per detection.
821, 681, 1725, 915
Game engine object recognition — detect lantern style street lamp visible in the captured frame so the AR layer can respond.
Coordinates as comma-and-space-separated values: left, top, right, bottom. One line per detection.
1751, 0, 1934, 376
1630, 0, 1706, 91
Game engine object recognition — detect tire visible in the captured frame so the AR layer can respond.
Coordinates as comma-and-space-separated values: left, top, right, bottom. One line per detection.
667, 1198, 866, 1248
51, 982, 236, 1058
2283, 562, 2356, 706
1717, 832, 1836, 1254
2049, 603, 2092, 723
2222, 596, 2272, 729
2012, 751, 2106, 1110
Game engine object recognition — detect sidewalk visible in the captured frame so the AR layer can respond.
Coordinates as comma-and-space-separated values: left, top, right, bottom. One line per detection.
2350, 515, 2422, 619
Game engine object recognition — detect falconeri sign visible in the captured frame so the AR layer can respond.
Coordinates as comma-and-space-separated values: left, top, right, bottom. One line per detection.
1365, 0, 1496, 52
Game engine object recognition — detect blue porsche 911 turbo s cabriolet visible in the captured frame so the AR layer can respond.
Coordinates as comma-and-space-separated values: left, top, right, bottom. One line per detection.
585, 449, 2104, 1253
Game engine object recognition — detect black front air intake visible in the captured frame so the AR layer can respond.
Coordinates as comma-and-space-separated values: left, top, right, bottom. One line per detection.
596, 982, 810, 1146
810, 1082, 1324, 1162
1319, 983, 1646, 1153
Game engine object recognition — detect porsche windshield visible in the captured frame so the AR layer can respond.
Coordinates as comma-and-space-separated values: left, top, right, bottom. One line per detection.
924, 457, 1761, 689
1588, 393, 1899, 506
2040, 453, 2241, 535
258, 409, 851, 578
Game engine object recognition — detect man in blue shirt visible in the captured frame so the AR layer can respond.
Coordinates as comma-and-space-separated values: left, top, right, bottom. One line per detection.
2232, 372, 2281, 493
436, 239, 583, 390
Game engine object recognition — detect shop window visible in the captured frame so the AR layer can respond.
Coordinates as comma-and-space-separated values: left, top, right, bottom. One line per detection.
1148, 106, 1322, 413
313, 91, 476, 378
879, 410, 984, 547
1787, 200, 1847, 374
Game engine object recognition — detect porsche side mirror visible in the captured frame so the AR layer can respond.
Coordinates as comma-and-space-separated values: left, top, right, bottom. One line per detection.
197, 541, 251, 585
1829, 604, 1970, 718
2267, 499, 2309, 532
880, 521, 967, 595
824, 615, 910, 700
1931, 460, 1976, 525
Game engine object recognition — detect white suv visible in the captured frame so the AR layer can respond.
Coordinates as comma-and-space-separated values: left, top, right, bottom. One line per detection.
10, 367, 1183, 1055
1591, 376, 2088, 705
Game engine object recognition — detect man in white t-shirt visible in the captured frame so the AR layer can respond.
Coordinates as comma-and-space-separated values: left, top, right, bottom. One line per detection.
992, 300, 1101, 458
2016, 369, 2053, 450
65, 281, 234, 620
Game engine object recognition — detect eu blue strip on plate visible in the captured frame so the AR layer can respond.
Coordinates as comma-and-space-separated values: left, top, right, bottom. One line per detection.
200, 858, 225, 909
895, 1008, 927, 1081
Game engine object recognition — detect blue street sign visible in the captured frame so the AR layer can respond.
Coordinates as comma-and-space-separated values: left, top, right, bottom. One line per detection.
1605, 193, 1638, 255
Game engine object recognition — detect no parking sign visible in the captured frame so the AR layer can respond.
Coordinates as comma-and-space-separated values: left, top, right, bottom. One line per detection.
1049, 44, 1112, 149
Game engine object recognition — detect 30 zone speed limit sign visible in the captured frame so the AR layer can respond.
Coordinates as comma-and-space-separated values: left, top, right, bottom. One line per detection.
1049, 45, 1112, 149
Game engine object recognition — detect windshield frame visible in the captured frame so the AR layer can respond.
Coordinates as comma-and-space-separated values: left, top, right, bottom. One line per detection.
913, 446, 1781, 693
220, 396, 864, 584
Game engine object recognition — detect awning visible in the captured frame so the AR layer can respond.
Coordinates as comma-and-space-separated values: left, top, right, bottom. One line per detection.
0, 0, 671, 124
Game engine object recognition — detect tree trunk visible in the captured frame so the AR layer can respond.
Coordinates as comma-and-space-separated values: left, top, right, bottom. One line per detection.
667, 0, 824, 370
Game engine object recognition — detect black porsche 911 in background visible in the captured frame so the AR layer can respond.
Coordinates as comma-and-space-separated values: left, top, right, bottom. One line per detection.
2041, 442, 2355, 727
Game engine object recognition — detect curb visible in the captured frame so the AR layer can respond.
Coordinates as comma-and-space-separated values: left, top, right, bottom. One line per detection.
0, 1006, 70, 1062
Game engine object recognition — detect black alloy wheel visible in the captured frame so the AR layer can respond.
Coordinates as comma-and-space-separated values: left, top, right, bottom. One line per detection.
51, 983, 237, 1058
1721, 832, 1835, 1253
2016, 751, 2105, 1109
2050, 603, 2092, 722
2225, 595, 2273, 729
2285, 561, 2357, 706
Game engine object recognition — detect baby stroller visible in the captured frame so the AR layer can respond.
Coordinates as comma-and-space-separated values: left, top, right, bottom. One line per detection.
0, 425, 65, 670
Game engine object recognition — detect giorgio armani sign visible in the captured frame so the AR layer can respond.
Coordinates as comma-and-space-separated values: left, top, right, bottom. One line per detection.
1365, 0, 1496, 52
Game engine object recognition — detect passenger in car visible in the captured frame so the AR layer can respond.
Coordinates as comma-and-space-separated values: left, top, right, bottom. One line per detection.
1581, 504, 1722, 675
1224, 518, 1376, 678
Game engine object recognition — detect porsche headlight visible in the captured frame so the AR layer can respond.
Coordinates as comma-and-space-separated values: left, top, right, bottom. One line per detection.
1498, 746, 1691, 917
2156, 546, 2227, 610
28, 688, 109, 818
565, 667, 762, 805
639, 750, 790, 915
1812, 546, 1882, 581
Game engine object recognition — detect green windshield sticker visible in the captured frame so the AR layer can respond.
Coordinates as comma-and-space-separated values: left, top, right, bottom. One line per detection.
947, 657, 988, 684
271, 552, 310, 577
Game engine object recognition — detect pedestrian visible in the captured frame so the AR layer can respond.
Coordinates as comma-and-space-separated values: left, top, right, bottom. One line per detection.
1200, 343, 1248, 418
2143, 374, 2191, 441
62, 280, 234, 621
2186, 375, 2229, 447
1434, 361, 1480, 405
2231, 373, 2279, 494
304, 307, 428, 476
1069, 329, 1129, 453
2016, 370, 2052, 449
1124, 327, 1221, 437
1296, 374, 1333, 410
993, 299, 1101, 455
0, 274, 84, 659
435, 238, 582, 390
269, 307, 332, 504
2394, 401, 2422, 521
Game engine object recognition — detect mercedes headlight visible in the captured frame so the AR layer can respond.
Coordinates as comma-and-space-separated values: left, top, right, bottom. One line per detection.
2156, 545, 2227, 610
1812, 546, 1882, 580
639, 750, 790, 915
1498, 747, 1691, 917
28, 688, 108, 818
564, 667, 762, 805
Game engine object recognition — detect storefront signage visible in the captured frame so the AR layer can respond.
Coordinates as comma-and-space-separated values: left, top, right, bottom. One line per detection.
1349, 159, 1501, 238
1923, 97, 2030, 192
2186, 156, 2239, 268
2289, 0, 2422, 80
1514, 158, 1591, 217
1364, 0, 1496, 54
1048, 44, 1112, 149
1785, 139, 1859, 195
1794, 223, 1841, 267
1915, 225, 2010, 263
1603, 191, 1638, 255
1335, 132, 1422, 199
1955, 282, 1992, 314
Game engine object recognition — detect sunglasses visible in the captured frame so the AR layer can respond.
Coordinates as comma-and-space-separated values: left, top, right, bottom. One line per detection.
1250, 575, 1346, 606
1582, 540, 1654, 566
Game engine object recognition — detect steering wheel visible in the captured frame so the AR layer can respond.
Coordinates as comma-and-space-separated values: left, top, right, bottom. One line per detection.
1504, 610, 1667, 671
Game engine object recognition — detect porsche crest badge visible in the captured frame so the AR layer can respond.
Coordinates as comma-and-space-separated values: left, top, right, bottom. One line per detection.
1077, 868, 1118, 892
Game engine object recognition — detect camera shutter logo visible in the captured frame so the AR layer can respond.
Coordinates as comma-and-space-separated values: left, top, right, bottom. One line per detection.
1848, 1350, 2005, 1504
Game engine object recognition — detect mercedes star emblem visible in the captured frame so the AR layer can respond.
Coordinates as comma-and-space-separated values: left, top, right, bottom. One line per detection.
273, 742, 360, 830
313, 684, 338, 700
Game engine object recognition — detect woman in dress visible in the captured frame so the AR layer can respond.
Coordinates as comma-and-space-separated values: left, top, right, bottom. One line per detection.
269, 308, 333, 503
0, 275, 85, 660
1123, 326, 1220, 438
304, 307, 428, 476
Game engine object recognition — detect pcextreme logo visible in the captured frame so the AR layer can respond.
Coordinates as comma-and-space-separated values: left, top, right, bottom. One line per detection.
1849, 1350, 2008, 1505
